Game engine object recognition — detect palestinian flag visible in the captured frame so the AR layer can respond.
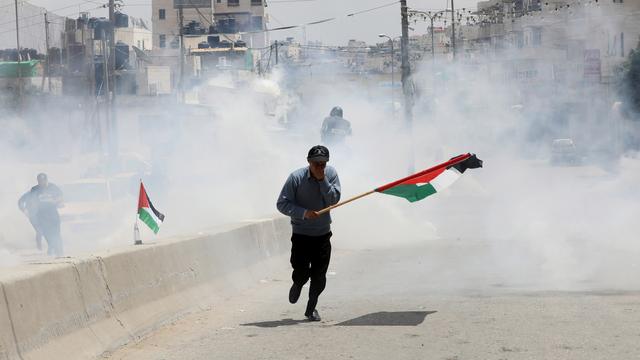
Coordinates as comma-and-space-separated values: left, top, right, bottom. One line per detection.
137, 182, 165, 234
375, 153, 483, 202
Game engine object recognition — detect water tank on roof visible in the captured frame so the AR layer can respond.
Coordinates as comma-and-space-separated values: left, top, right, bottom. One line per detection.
208, 35, 220, 48
234, 40, 247, 48
65, 18, 77, 32
94, 19, 112, 40
115, 41, 129, 70
88, 17, 99, 29
68, 43, 86, 73
115, 12, 129, 28
198, 42, 210, 49
188, 21, 197, 33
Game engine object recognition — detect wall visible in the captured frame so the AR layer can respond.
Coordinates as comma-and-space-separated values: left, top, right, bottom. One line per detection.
0, 217, 290, 360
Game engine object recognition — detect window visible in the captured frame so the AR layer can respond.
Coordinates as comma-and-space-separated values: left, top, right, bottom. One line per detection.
613, 0, 623, 3
159, 9, 165, 20
515, 31, 524, 49
531, 27, 542, 47
159, 34, 166, 48
170, 36, 180, 49
228, 0, 239, 6
251, 16, 263, 31
251, 0, 262, 5
218, 18, 237, 33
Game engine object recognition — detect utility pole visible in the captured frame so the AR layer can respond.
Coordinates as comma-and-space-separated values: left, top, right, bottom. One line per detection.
14, 0, 22, 105
275, 40, 279, 65
178, 4, 185, 103
102, 29, 110, 155
108, 0, 118, 169
400, 0, 414, 172
451, 0, 456, 59
42, 12, 51, 92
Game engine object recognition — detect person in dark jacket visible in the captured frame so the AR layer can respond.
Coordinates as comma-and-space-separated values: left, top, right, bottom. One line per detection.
17, 183, 43, 251
321, 106, 352, 145
18, 173, 64, 256
276, 145, 341, 321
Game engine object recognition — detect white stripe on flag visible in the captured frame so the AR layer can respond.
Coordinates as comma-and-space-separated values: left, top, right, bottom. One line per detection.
430, 168, 462, 192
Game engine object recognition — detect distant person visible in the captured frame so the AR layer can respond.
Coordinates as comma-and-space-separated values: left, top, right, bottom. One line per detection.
276, 145, 341, 321
321, 106, 352, 146
17, 181, 43, 251
18, 173, 64, 256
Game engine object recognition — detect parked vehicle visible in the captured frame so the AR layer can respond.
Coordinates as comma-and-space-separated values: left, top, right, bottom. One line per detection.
550, 138, 581, 166
58, 173, 137, 239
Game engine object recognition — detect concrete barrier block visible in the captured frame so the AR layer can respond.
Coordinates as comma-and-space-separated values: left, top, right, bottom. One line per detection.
0, 282, 19, 360
0, 217, 293, 360
0, 264, 89, 355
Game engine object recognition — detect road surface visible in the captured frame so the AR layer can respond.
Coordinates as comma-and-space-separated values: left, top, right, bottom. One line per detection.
105, 238, 640, 359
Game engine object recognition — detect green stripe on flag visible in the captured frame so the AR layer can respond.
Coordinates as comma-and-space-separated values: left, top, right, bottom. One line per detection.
381, 183, 437, 202
138, 207, 160, 234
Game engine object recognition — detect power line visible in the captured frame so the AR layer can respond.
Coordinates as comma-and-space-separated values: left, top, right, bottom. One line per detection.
243, 0, 400, 35
0, 0, 104, 28
0, 4, 103, 35
269, 0, 316, 3
346, 1, 398, 17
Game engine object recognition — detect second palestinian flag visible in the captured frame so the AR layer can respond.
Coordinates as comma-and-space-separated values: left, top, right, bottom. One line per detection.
138, 182, 165, 234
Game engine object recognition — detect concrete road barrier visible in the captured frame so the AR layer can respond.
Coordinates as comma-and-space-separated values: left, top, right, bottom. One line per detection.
0, 217, 291, 360
0, 280, 19, 360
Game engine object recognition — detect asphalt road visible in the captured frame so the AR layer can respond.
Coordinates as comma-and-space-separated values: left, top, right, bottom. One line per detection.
105, 239, 640, 360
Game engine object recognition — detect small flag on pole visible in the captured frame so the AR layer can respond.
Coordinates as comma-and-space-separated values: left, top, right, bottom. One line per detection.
375, 153, 483, 202
137, 182, 165, 234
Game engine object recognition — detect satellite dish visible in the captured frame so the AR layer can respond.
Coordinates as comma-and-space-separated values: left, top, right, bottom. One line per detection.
132, 46, 151, 63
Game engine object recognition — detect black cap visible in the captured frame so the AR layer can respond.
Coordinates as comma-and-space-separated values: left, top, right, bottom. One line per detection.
307, 145, 330, 162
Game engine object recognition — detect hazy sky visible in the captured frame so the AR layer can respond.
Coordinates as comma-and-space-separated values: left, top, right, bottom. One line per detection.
4, 0, 479, 45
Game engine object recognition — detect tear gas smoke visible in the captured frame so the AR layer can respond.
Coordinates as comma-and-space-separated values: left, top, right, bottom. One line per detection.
1, 21, 639, 292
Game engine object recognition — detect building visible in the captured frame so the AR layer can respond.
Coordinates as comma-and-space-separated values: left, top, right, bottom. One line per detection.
152, 0, 267, 51
458, 0, 640, 85
149, 0, 268, 92
115, 16, 152, 52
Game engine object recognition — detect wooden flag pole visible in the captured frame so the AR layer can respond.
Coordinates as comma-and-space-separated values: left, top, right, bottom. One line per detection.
317, 190, 375, 215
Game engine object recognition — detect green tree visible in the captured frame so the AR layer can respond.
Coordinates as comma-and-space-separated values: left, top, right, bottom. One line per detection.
617, 40, 640, 116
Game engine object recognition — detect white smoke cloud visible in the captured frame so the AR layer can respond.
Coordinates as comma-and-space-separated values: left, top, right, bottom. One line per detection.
1, 25, 639, 294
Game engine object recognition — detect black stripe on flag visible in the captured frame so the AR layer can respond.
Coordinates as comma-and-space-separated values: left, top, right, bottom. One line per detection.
449, 154, 483, 174
147, 194, 165, 222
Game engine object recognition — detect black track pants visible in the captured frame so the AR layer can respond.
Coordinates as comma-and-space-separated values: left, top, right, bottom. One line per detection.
290, 232, 332, 303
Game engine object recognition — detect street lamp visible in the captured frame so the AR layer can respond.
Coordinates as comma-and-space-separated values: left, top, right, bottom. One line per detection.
378, 34, 395, 92
378, 34, 400, 113
409, 10, 449, 61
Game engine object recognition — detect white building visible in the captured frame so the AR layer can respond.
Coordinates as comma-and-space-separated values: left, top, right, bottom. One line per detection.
152, 0, 268, 51
460, 0, 640, 84
115, 17, 153, 51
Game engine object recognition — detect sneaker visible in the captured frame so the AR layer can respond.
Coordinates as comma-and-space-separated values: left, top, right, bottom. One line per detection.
289, 283, 302, 304
305, 309, 321, 322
